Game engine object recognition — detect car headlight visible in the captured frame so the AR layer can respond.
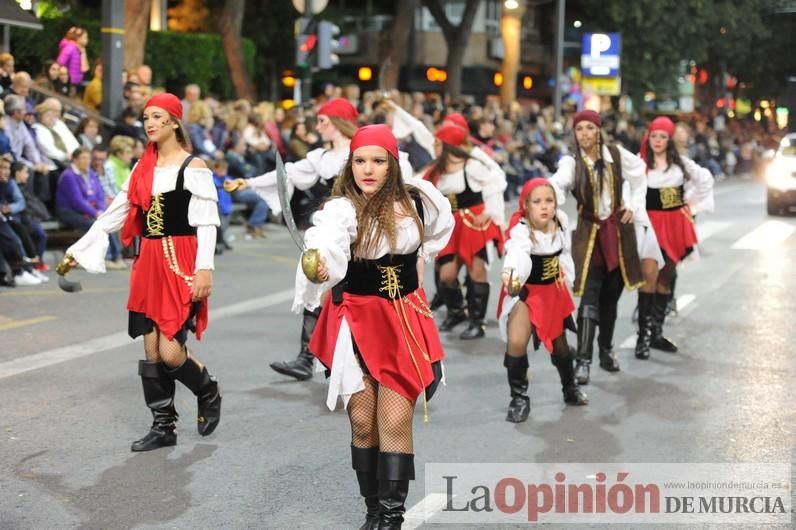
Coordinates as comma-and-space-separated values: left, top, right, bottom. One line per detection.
766, 162, 789, 190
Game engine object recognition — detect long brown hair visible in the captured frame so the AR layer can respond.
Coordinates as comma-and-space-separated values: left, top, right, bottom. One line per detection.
573, 128, 607, 202
333, 154, 423, 259
425, 142, 471, 185
329, 116, 357, 139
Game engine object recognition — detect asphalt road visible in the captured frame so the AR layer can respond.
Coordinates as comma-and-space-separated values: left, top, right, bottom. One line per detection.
1, 177, 794, 529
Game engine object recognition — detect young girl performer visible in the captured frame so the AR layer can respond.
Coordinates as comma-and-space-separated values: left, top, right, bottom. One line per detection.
634, 116, 713, 358
296, 125, 453, 529
499, 179, 587, 422
549, 110, 658, 384
427, 123, 506, 339
65, 93, 222, 451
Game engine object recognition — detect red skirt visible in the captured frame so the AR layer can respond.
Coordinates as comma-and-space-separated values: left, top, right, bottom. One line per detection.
309, 288, 444, 402
647, 208, 698, 264
127, 236, 208, 342
497, 283, 574, 353
437, 203, 504, 269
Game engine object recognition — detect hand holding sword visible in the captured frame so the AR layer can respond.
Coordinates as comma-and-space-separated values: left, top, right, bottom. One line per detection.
502, 268, 522, 297
56, 253, 83, 293
275, 151, 328, 284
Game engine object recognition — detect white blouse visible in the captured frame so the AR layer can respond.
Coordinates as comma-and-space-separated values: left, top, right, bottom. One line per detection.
501, 213, 575, 290
293, 177, 455, 314
67, 165, 220, 274
646, 156, 715, 215
550, 144, 649, 224
435, 155, 507, 227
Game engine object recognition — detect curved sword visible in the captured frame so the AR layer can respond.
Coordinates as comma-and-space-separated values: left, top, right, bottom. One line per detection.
275, 151, 307, 252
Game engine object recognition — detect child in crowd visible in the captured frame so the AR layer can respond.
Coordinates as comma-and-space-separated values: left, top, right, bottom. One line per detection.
211, 159, 233, 254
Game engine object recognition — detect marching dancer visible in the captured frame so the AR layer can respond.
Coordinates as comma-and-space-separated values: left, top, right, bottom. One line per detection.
549, 110, 660, 384
634, 116, 713, 358
425, 123, 506, 340
499, 179, 587, 422
295, 125, 453, 528
65, 93, 222, 451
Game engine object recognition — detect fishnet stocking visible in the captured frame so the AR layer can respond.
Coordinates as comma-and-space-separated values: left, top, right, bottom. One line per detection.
551, 334, 571, 358
657, 255, 676, 294
143, 331, 160, 362
376, 386, 415, 453
158, 332, 189, 368
506, 301, 531, 356
348, 375, 379, 448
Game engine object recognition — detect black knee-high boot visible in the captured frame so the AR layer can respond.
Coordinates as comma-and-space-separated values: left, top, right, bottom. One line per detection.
131, 361, 178, 452
651, 293, 678, 352
270, 307, 320, 380
597, 304, 621, 372
429, 263, 444, 311
634, 292, 655, 360
352, 445, 380, 530
551, 354, 588, 405
574, 305, 598, 385
378, 452, 414, 529
438, 282, 467, 331
460, 281, 489, 340
504, 353, 530, 422
168, 356, 222, 436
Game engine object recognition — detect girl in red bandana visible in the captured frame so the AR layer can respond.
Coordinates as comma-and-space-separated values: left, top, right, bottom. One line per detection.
66, 93, 223, 452
497, 179, 588, 423
296, 124, 454, 528
634, 116, 714, 359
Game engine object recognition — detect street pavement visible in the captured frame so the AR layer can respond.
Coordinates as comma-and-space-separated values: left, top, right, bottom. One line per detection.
1, 177, 794, 529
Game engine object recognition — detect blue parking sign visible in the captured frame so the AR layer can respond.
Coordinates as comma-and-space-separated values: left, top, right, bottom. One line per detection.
581, 33, 621, 78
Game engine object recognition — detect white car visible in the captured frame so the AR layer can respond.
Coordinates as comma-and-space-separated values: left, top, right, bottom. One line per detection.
766, 133, 796, 215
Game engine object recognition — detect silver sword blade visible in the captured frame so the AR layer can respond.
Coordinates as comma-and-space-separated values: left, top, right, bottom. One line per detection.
275, 151, 307, 252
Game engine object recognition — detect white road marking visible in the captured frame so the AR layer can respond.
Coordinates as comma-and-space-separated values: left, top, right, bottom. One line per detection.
619, 294, 695, 349
696, 220, 732, 242
731, 220, 796, 250
403, 493, 451, 530
0, 289, 295, 380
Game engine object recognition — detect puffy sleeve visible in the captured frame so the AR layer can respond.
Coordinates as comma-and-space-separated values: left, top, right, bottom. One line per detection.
246, 148, 326, 215
293, 198, 357, 313
392, 104, 435, 159
184, 167, 220, 272
557, 213, 575, 290
406, 177, 454, 261
66, 191, 130, 274
548, 155, 576, 207
464, 156, 507, 227
398, 151, 415, 181
682, 156, 715, 215
618, 145, 649, 224
502, 222, 532, 286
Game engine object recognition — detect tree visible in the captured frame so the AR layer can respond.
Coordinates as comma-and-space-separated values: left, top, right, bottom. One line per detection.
124, 0, 152, 71
215, 0, 257, 101
423, 0, 480, 100
380, 0, 418, 91
168, 0, 211, 32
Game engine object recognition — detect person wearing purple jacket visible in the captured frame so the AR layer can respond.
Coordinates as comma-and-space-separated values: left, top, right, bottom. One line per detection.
56, 147, 105, 233
56, 26, 89, 90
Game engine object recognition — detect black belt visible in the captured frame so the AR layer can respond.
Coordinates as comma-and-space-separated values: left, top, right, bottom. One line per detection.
527, 251, 562, 285
333, 251, 419, 303
447, 189, 483, 211
646, 185, 684, 211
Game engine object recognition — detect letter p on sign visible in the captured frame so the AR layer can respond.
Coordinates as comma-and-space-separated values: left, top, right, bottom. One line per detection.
590, 34, 611, 57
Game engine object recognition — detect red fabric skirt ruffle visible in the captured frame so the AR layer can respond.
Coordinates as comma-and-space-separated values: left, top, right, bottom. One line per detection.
497, 283, 575, 353
437, 203, 504, 269
647, 208, 698, 264
309, 288, 444, 402
127, 235, 208, 341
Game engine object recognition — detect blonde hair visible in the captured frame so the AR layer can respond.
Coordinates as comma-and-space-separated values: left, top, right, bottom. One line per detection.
329, 116, 357, 139
109, 135, 135, 156
187, 100, 213, 125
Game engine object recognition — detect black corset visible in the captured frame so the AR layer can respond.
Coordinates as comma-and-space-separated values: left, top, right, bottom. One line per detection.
333, 250, 420, 302
526, 249, 563, 285
646, 185, 685, 211
446, 169, 483, 211
143, 157, 198, 239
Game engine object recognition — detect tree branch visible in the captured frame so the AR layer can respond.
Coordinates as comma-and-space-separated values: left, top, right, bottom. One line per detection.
423, 0, 455, 41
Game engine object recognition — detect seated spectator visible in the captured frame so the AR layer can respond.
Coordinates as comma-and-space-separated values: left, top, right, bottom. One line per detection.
112, 106, 145, 142
211, 159, 233, 254
37, 61, 70, 97
76, 116, 102, 150
230, 175, 270, 240
11, 161, 50, 271
32, 98, 81, 171
0, 156, 47, 280
242, 114, 274, 174
0, 214, 42, 286
9, 72, 35, 111
3, 95, 49, 199
105, 135, 134, 190
0, 106, 12, 157
186, 100, 222, 160
0, 52, 13, 93
182, 83, 200, 117
225, 136, 257, 179
287, 121, 318, 162
82, 60, 102, 110
136, 64, 153, 99
55, 147, 105, 232
56, 26, 90, 93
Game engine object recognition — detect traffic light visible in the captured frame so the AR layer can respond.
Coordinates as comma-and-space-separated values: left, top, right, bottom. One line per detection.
295, 17, 317, 69
317, 20, 340, 70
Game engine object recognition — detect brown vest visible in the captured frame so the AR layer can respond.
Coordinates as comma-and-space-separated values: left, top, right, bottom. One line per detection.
570, 145, 643, 296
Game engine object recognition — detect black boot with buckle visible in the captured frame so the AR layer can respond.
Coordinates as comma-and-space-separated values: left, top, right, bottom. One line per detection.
651, 293, 678, 352
270, 307, 319, 380
460, 281, 489, 340
551, 353, 589, 405
438, 282, 467, 331
597, 304, 621, 372
504, 353, 530, 423
574, 305, 598, 385
378, 452, 414, 530
131, 361, 178, 452
168, 354, 222, 436
352, 445, 380, 530
634, 292, 655, 360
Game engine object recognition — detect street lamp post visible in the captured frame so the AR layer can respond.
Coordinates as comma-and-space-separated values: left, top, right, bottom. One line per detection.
500, 0, 525, 106
101, 0, 124, 121
553, 0, 565, 121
